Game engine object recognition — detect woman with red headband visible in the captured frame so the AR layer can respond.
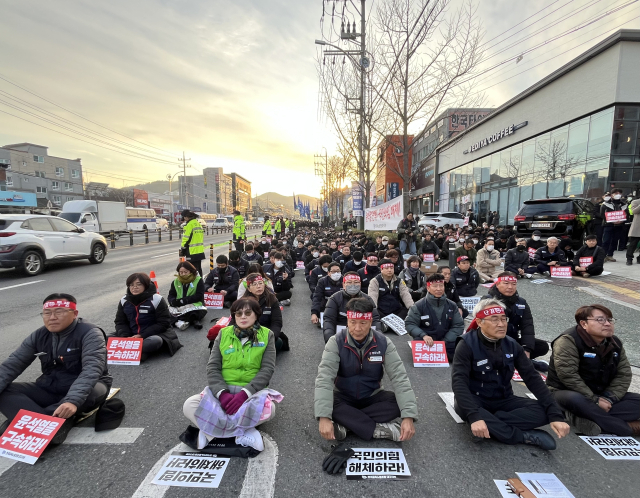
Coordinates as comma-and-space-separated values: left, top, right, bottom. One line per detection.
451, 299, 569, 450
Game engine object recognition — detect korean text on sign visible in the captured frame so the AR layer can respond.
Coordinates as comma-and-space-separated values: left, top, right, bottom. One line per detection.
411, 341, 449, 367
422, 254, 435, 263
295, 261, 305, 270
579, 435, 640, 460
550, 266, 572, 278
346, 448, 411, 480
605, 210, 626, 223
0, 410, 62, 464
152, 452, 230, 488
204, 292, 224, 309
528, 247, 537, 259
107, 337, 143, 365
579, 257, 593, 268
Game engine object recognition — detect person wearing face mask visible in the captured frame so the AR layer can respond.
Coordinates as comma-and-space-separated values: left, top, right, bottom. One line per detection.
526, 230, 545, 257
228, 250, 250, 279
263, 252, 293, 305
358, 254, 380, 293
438, 266, 466, 318
601, 188, 628, 262
380, 236, 389, 251
591, 193, 607, 247
533, 236, 569, 275
398, 256, 426, 302
304, 246, 322, 277
405, 273, 464, 361
625, 196, 640, 265
257, 237, 272, 259
170, 261, 208, 329
308, 255, 333, 298
420, 232, 441, 261
322, 273, 382, 342
241, 243, 264, 267
311, 262, 344, 326
344, 250, 364, 273
572, 234, 606, 276
204, 255, 240, 310
476, 239, 503, 283
367, 259, 414, 319
334, 245, 352, 271
504, 238, 535, 278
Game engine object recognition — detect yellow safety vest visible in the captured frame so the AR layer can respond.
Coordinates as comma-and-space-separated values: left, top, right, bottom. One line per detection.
182, 219, 204, 255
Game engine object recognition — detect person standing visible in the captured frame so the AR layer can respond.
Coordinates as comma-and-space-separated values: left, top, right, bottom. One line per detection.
591, 194, 606, 247
601, 188, 628, 262
232, 210, 245, 252
397, 211, 418, 256
625, 196, 640, 265
181, 210, 205, 276
262, 215, 272, 237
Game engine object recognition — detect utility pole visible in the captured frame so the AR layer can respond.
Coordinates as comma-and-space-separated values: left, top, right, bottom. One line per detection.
314, 148, 328, 224
178, 151, 191, 208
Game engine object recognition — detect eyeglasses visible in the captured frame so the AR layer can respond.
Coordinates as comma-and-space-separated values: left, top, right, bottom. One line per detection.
482, 317, 509, 324
41, 309, 74, 318
586, 317, 616, 324
234, 310, 254, 318
129, 282, 144, 288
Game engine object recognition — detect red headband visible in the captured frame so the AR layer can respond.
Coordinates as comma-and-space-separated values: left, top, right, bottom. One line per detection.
248, 276, 264, 284
347, 311, 373, 320
496, 276, 517, 283
344, 274, 361, 282
367, 256, 378, 261
466, 306, 505, 331
426, 280, 444, 288
380, 263, 394, 269
43, 300, 76, 310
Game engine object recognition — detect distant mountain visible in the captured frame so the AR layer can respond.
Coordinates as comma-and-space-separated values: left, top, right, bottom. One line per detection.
255, 192, 320, 209
130, 180, 171, 194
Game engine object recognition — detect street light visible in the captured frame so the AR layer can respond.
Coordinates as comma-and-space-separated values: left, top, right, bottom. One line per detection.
167, 172, 181, 225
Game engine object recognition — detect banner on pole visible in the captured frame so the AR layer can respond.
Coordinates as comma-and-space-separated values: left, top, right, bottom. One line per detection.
364, 196, 403, 231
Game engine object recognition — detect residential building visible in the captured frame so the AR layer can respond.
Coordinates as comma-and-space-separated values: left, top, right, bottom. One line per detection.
375, 135, 413, 204
179, 167, 243, 215
229, 173, 252, 216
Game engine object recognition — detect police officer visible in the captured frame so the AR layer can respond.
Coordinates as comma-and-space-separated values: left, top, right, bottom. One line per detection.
181, 210, 205, 276
262, 215, 272, 237
232, 209, 245, 252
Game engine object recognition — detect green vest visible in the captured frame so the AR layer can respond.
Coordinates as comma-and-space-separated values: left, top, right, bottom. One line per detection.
263, 220, 272, 235
233, 215, 245, 239
182, 219, 204, 255
275, 220, 282, 232
173, 276, 203, 307
285, 220, 290, 228
219, 326, 270, 386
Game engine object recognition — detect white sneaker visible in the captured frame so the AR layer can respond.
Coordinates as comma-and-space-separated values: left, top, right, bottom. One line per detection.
175, 320, 189, 331
235, 427, 264, 451
524, 273, 532, 279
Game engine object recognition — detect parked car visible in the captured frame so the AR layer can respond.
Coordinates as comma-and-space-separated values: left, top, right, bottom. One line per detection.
213, 218, 231, 228
513, 197, 594, 248
418, 212, 466, 228
0, 214, 108, 276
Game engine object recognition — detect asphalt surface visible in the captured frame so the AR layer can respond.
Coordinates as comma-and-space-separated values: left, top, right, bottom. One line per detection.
0, 238, 638, 498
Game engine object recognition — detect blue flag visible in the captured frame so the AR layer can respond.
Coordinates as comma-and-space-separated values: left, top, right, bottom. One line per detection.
298, 197, 304, 214
293, 193, 297, 212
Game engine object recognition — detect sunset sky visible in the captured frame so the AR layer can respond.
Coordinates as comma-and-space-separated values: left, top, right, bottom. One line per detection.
1, 0, 638, 197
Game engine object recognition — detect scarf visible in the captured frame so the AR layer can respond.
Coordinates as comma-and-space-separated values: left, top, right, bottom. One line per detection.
176, 273, 196, 285
407, 266, 420, 278
576, 325, 616, 358
489, 286, 519, 306
234, 322, 262, 345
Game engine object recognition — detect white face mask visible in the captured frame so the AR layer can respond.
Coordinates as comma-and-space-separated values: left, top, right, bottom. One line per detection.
613, 194, 622, 200
312, 252, 319, 258
490, 226, 495, 230
275, 260, 284, 268
354, 260, 362, 265
486, 245, 494, 251
382, 241, 388, 245
603, 196, 611, 202
304, 240, 309, 244
322, 266, 329, 272
472, 239, 478, 244
532, 236, 540, 241
330, 272, 342, 281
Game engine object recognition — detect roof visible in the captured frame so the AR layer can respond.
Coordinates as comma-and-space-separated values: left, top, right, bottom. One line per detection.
2, 143, 49, 149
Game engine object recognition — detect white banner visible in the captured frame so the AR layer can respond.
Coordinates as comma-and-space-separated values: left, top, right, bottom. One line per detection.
364, 196, 403, 231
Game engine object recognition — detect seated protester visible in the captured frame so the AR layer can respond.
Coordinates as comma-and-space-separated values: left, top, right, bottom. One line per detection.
363, 237, 377, 253
367, 259, 414, 319
241, 243, 264, 267
546, 304, 640, 437
229, 250, 250, 279
560, 238, 575, 263
308, 255, 333, 299
398, 255, 426, 302
572, 235, 606, 278
322, 273, 382, 343
452, 256, 480, 297
314, 298, 417, 442
114, 273, 182, 360
243, 274, 287, 352
405, 273, 464, 360
344, 250, 364, 273
303, 246, 318, 271
257, 236, 271, 258
494, 231, 509, 256
455, 238, 478, 266
533, 236, 569, 275
439, 265, 467, 318
238, 264, 274, 299
420, 232, 441, 261
476, 239, 503, 283
385, 249, 404, 276
506, 233, 518, 251
526, 230, 545, 251
204, 255, 240, 307
294, 240, 306, 262
358, 253, 380, 293
480, 272, 549, 365
264, 252, 293, 305
334, 245, 352, 271
375, 235, 388, 252
504, 238, 535, 278
182, 298, 279, 452
305, 247, 329, 279
311, 262, 344, 326
0, 294, 112, 443
169, 262, 208, 330
452, 300, 570, 450
386, 239, 399, 252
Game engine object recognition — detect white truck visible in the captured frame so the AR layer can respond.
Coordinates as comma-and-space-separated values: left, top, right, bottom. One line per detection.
59, 200, 127, 236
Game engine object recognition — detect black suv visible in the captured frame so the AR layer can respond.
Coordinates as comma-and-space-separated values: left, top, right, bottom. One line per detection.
513, 197, 595, 248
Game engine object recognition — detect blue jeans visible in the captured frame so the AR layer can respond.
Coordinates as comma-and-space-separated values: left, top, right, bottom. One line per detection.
400, 239, 416, 255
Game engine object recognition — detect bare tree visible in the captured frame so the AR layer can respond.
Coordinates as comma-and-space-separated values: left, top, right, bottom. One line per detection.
534, 139, 577, 183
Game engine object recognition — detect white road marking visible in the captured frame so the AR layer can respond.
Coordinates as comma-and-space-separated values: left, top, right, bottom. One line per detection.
64, 427, 144, 444
150, 253, 176, 259
0, 280, 45, 291
0, 458, 16, 478
131, 442, 192, 498
438, 392, 464, 424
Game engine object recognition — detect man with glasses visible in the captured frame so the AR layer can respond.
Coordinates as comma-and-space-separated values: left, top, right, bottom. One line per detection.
0, 294, 112, 444
452, 300, 569, 450
546, 304, 640, 436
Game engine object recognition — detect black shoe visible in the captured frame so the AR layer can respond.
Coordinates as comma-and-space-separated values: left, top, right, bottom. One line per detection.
627, 259, 633, 266
51, 418, 75, 445
193, 320, 203, 330
522, 429, 556, 450
531, 359, 549, 372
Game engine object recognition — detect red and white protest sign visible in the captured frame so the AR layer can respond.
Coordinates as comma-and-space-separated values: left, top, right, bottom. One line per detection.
107, 337, 143, 365
0, 410, 63, 464
204, 292, 224, 309
550, 266, 572, 278
422, 254, 435, 263
463, 216, 469, 227
512, 370, 523, 382
264, 252, 269, 259
605, 210, 626, 223
411, 341, 449, 367
579, 257, 593, 268
527, 247, 537, 259
296, 261, 305, 270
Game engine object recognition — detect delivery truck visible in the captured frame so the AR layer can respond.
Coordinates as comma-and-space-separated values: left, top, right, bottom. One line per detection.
59, 200, 127, 237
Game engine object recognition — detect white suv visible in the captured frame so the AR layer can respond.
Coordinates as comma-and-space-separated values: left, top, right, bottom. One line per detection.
0, 214, 108, 276
418, 212, 466, 228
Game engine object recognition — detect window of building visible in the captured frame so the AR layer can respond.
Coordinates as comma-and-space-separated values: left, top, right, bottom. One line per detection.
71, 169, 80, 178
0, 158, 10, 165
586, 107, 614, 172
614, 106, 640, 121
566, 117, 589, 167
35, 171, 45, 178
36, 186, 47, 193
55, 167, 64, 177
611, 120, 637, 155
51, 181, 59, 190
65, 182, 72, 191
67, 196, 74, 202
23, 177, 28, 183
34, 155, 44, 163
52, 195, 61, 205
6, 176, 12, 187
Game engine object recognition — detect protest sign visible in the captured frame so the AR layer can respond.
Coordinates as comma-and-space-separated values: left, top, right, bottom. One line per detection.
107, 337, 143, 365
152, 452, 230, 488
463, 216, 469, 227
513, 369, 546, 382
346, 448, 411, 480
579, 435, 640, 460
0, 410, 63, 464
411, 341, 448, 367
364, 196, 403, 231
530, 279, 551, 284
550, 266, 572, 278
422, 253, 435, 263
460, 296, 481, 314
295, 261, 305, 270
380, 314, 407, 335
579, 257, 593, 268
528, 247, 537, 259
438, 392, 464, 423
204, 292, 224, 309
264, 252, 269, 258
605, 210, 626, 223
515, 473, 575, 498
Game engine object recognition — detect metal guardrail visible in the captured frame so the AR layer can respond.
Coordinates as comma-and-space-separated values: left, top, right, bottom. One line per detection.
107, 227, 261, 249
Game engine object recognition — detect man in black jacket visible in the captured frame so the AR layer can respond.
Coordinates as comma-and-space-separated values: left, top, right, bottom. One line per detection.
308, 255, 333, 298
504, 238, 535, 278
420, 232, 441, 261
357, 254, 380, 293
241, 243, 264, 267
601, 188, 628, 261
204, 255, 240, 307
451, 256, 480, 297
228, 250, 250, 279
0, 294, 112, 443
533, 237, 569, 275
572, 235, 606, 277
439, 266, 466, 318
264, 252, 293, 304
311, 262, 343, 326
397, 212, 418, 256
452, 300, 569, 449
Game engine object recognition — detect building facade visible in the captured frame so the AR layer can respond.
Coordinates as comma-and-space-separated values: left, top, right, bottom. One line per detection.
179, 167, 246, 215
229, 173, 252, 216
0, 143, 84, 209
431, 30, 640, 226
376, 135, 413, 204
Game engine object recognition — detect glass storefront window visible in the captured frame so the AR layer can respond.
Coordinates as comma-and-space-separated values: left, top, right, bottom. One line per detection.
507, 187, 520, 224
586, 107, 614, 172
509, 144, 522, 183
498, 188, 508, 225
611, 156, 633, 181
489, 190, 498, 212
490, 152, 500, 180
521, 139, 535, 185
481, 155, 491, 183
499, 148, 511, 181
612, 121, 637, 155
533, 132, 551, 182
584, 170, 607, 200
567, 117, 589, 166
533, 180, 547, 200
564, 174, 584, 197
520, 185, 533, 203
614, 106, 640, 121
548, 178, 564, 197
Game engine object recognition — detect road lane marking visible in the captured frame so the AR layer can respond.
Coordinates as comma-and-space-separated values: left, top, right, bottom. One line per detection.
64, 427, 144, 444
150, 253, 176, 259
0, 280, 45, 291
131, 442, 192, 498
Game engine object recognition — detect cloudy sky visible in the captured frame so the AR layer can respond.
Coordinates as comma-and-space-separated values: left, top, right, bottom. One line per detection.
1, 0, 639, 197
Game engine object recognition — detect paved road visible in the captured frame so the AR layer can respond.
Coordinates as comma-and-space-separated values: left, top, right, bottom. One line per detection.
0, 242, 638, 498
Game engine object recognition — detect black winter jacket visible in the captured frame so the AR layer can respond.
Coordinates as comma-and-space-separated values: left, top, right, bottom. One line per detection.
451, 267, 480, 297
311, 275, 343, 316
504, 247, 530, 271
204, 266, 240, 294
322, 290, 382, 343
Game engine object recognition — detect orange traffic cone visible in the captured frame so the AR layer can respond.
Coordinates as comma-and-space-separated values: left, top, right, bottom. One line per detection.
150, 270, 159, 293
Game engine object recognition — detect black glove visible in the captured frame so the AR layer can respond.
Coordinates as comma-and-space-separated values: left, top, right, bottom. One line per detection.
322, 443, 354, 474
179, 247, 185, 257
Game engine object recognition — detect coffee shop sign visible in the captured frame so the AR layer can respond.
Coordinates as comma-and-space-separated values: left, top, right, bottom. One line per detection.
464, 121, 528, 154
